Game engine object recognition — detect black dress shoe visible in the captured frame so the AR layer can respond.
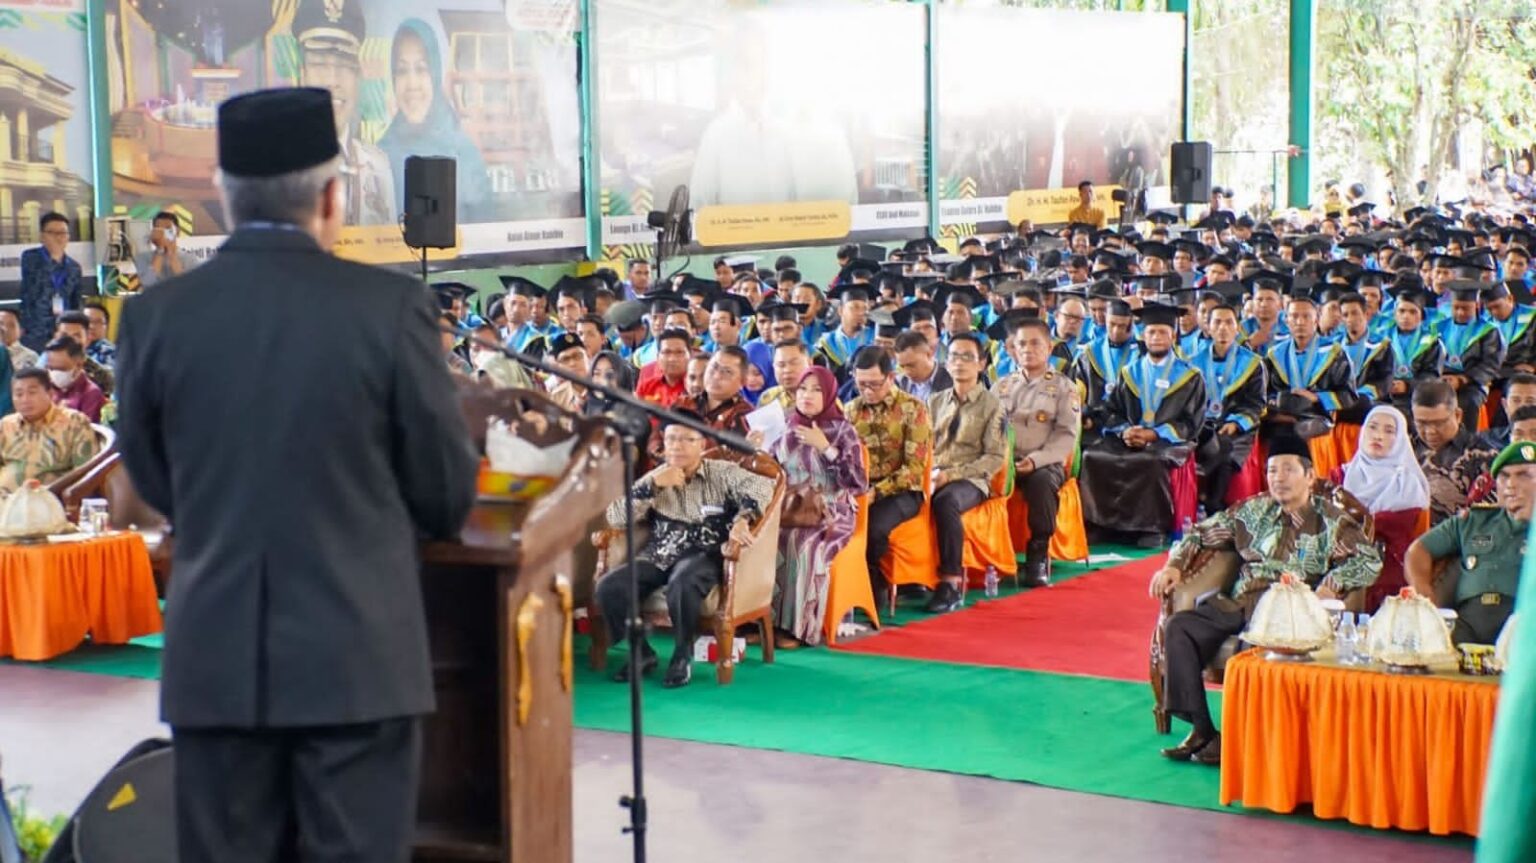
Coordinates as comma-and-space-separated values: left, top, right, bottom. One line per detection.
1023, 557, 1050, 588
1160, 730, 1215, 761
610, 648, 658, 683
924, 581, 963, 613
661, 654, 693, 688
1193, 733, 1222, 766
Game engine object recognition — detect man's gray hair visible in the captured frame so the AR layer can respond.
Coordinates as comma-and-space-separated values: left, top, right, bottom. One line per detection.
216, 157, 340, 227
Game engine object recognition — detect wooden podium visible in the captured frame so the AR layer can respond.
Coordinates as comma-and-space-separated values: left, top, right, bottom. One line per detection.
413, 389, 624, 862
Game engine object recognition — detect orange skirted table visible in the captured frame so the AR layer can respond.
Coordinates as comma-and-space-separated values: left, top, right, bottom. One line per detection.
1220, 648, 1499, 836
0, 532, 162, 661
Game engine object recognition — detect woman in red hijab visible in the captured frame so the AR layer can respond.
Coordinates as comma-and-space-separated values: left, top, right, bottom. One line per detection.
767, 366, 868, 646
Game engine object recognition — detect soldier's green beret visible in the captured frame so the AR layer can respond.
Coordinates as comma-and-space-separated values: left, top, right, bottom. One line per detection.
1491, 441, 1536, 478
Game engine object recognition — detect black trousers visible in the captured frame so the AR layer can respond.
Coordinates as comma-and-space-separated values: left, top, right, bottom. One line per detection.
1017, 464, 1065, 552
173, 717, 421, 863
1195, 427, 1256, 514
1163, 601, 1247, 737
932, 481, 988, 577
866, 490, 923, 586
595, 550, 721, 655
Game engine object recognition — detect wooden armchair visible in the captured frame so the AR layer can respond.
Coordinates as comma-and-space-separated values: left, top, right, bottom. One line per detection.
47, 423, 117, 502
587, 448, 786, 684
61, 451, 174, 597
1148, 484, 1374, 734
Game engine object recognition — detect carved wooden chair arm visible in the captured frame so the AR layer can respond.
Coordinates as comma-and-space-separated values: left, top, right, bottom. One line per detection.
591, 527, 620, 550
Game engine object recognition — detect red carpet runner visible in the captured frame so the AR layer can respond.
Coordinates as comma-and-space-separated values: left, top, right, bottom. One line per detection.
836, 554, 1169, 682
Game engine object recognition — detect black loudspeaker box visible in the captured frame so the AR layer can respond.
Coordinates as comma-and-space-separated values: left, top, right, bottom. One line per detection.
404, 155, 457, 249
1170, 142, 1213, 205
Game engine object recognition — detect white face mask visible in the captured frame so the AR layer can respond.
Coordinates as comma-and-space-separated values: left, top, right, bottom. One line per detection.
48, 369, 77, 389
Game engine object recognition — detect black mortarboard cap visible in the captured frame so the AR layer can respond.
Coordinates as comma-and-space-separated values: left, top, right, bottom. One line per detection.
828, 283, 873, 304
985, 308, 1042, 342
1086, 278, 1123, 300
218, 88, 340, 177
1133, 303, 1184, 329
1146, 210, 1180, 226
1205, 280, 1247, 303
1297, 235, 1334, 255
711, 293, 754, 320
1390, 286, 1435, 309
903, 237, 943, 254
431, 281, 477, 300
606, 300, 647, 331
756, 299, 809, 323
1107, 299, 1134, 317
1191, 212, 1233, 231
870, 309, 900, 338
498, 275, 546, 298
891, 299, 939, 328
1243, 269, 1294, 293
552, 275, 599, 309
936, 283, 985, 309
1347, 202, 1376, 218
1483, 282, 1513, 303
641, 288, 684, 313
837, 259, 883, 285
1129, 273, 1181, 294
1136, 240, 1173, 261
1445, 279, 1485, 302
1321, 260, 1364, 283
858, 243, 888, 262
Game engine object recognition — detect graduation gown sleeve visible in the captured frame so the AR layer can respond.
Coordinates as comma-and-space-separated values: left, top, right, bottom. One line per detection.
1356, 341, 1395, 404
1222, 355, 1267, 433
1458, 327, 1507, 390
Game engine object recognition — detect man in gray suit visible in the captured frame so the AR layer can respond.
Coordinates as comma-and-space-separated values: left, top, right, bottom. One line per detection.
115, 88, 479, 863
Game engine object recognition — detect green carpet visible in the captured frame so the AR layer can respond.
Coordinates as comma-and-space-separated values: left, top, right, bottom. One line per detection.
577, 636, 1224, 812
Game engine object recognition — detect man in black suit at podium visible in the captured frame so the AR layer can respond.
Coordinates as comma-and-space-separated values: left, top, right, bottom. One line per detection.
115, 88, 479, 863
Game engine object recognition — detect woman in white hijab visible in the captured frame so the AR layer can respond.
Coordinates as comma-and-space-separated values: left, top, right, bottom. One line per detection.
1339, 405, 1431, 611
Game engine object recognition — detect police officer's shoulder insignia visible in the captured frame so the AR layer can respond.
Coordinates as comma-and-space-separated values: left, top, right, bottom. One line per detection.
1044, 370, 1056, 380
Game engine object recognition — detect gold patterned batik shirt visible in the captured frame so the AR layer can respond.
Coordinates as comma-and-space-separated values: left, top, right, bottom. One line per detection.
846, 386, 932, 500
0, 405, 99, 492
605, 459, 776, 570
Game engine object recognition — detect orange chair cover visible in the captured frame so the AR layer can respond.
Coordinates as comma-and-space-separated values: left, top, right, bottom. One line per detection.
1478, 398, 1495, 433
961, 497, 1015, 581
1006, 478, 1089, 563
1330, 422, 1360, 467
824, 491, 880, 645
880, 451, 938, 590
1220, 650, 1497, 837
0, 533, 162, 661
1308, 433, 1343, 480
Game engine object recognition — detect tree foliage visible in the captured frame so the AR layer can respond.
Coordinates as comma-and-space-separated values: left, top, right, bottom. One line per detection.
1316, 0, 1536, 210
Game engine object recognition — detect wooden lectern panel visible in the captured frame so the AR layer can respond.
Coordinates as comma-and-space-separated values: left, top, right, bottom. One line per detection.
415, 392, 624, 863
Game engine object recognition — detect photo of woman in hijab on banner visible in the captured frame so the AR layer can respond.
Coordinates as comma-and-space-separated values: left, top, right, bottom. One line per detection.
104, 0, 584, 261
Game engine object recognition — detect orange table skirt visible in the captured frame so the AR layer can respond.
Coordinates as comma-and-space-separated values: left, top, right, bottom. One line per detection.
1220, 649, 1498, 836
0, 532, 162, 661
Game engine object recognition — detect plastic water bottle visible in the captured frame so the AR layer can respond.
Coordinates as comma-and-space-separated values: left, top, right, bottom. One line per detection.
1177, 516, 1194, 541
1336, 613, 1357, 664
983, 565, 999, 598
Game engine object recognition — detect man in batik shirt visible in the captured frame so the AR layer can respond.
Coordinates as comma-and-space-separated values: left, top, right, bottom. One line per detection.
845, 346, 933, 596
0, 367, 99, 492
1148, 435, 1380, 766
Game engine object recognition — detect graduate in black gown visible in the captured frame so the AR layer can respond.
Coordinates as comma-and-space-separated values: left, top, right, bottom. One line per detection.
1385, 286, 1446, 419
1262, 285, 1357, 440
1437, 280, 1507, 434
1190, 301, 1267, 513
1073, 296, 1139, 433
1081, 303, 1207, 545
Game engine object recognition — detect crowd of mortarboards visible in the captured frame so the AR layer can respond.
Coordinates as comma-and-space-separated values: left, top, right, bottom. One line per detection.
426, 191, 1536, 551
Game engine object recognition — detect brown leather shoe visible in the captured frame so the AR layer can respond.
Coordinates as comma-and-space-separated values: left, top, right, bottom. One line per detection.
1160, 730, 1215, 761
1193, 733, 1222, 766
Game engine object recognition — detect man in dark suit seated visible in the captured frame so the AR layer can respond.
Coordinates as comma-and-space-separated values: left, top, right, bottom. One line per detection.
1148, 435, 1380, 765
115, 88, 480, 863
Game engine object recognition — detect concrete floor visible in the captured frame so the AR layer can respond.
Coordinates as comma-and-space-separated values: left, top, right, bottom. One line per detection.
0, 665, 1472, 863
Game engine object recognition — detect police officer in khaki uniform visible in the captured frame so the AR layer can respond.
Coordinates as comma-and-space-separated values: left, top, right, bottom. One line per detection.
1408, 440, 1536, 643
997, 314, 1081, 587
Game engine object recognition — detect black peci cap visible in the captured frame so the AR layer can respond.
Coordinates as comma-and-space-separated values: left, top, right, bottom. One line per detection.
218, 88, 340, 178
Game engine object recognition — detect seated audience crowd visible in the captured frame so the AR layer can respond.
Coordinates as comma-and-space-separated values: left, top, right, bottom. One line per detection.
431, 200, 1533, 713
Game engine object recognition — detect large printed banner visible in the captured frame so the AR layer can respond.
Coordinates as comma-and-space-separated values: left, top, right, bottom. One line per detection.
104, 0, 584, 264
936, 7, 1182, 230
595, 0, 928, 253
0, 0, 96, 281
